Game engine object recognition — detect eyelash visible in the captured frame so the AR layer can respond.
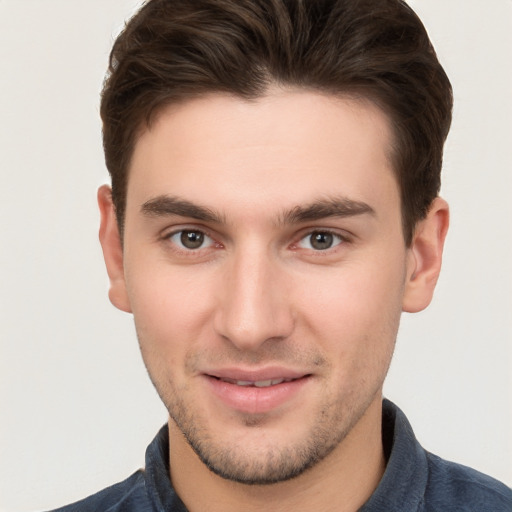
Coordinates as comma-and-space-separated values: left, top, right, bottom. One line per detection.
294, 229, 348, 252
160, 227, 350, 256
161, 228, 220, 255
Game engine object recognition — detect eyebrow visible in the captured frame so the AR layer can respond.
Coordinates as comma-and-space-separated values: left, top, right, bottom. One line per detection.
141, 195, 225, 223
141, 195, 375, 225
279, 197, 375, 224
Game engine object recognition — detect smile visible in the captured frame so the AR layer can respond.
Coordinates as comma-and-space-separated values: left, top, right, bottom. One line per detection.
216, 377, 297, 388
204, 373, 311, 414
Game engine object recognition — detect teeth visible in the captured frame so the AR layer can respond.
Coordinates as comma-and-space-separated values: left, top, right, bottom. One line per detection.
220, 377, 292, 387
234, 380, 254, 386
254, 380, 274, 387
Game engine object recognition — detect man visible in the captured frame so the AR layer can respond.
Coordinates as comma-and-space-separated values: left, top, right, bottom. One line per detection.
51, 0, 511, 510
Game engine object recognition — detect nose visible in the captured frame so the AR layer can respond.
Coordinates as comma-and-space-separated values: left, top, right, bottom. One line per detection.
213, 246, 294, 351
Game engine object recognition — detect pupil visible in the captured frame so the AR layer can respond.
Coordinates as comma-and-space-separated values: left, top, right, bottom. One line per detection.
311, 232, 333, 250
181, 230, 204, 249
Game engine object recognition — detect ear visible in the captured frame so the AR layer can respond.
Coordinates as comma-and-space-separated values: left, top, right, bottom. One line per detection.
98, 185, 132, 313
402, 197, 449, 313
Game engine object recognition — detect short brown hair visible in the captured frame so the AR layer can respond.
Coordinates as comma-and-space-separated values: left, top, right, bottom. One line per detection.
101, 0, 452, 245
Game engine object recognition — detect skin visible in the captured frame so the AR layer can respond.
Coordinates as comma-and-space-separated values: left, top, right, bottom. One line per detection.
99, 89, 449, 512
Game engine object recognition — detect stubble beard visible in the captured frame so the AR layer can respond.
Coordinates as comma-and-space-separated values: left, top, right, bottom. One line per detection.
161, 379, 381, 485
137, 326, 396, 486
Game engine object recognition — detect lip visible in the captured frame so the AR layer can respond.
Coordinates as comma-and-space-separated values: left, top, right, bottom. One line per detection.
206, 366, 308, 382
202, 367, 311, 414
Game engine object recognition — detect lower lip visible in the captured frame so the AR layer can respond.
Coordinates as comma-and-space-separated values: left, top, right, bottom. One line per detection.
204, 375, 310, 414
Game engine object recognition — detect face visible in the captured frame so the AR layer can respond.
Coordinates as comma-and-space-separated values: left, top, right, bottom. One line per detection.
107, 90, 416, 484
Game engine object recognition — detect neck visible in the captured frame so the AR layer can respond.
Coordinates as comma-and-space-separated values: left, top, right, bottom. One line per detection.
169, 396, 385, 512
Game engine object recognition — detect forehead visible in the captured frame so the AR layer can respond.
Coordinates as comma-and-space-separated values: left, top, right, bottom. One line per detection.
126, 90, 399, 220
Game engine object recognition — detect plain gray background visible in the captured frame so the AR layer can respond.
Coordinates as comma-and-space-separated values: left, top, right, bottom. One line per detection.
1, 1, 511, 510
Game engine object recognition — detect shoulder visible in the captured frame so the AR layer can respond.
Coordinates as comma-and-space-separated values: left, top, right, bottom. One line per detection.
46, 425, 186, 512
423, 452, 512, 511
47, 470, 149, 512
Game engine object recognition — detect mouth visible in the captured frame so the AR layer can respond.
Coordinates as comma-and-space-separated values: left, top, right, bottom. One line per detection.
211, 376, 301, 388
203, 371, 312, 414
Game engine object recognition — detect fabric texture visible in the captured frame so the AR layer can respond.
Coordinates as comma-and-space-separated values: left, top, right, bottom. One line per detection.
49, 400, 512, 511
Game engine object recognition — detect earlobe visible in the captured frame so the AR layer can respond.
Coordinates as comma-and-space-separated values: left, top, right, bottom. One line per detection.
402, 197, 449, 313
98, 185, 132, 313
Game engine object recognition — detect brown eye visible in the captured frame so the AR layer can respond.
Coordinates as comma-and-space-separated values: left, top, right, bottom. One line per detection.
298, 231, 344, 251
310, 232, 333, 250
168, 229, 214, 250
180, 230, 204, 249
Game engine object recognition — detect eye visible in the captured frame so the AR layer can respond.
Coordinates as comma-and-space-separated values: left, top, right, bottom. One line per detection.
297, 231, 344, 251
168, 229, 215, 250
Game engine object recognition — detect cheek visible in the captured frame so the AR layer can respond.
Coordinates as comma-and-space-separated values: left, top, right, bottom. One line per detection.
125, 261, 216, 351
295, 255, 405, 357
126, 267, 216, 396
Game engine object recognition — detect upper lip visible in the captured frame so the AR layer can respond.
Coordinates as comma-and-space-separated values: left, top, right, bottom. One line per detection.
204, 367, 310, 382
